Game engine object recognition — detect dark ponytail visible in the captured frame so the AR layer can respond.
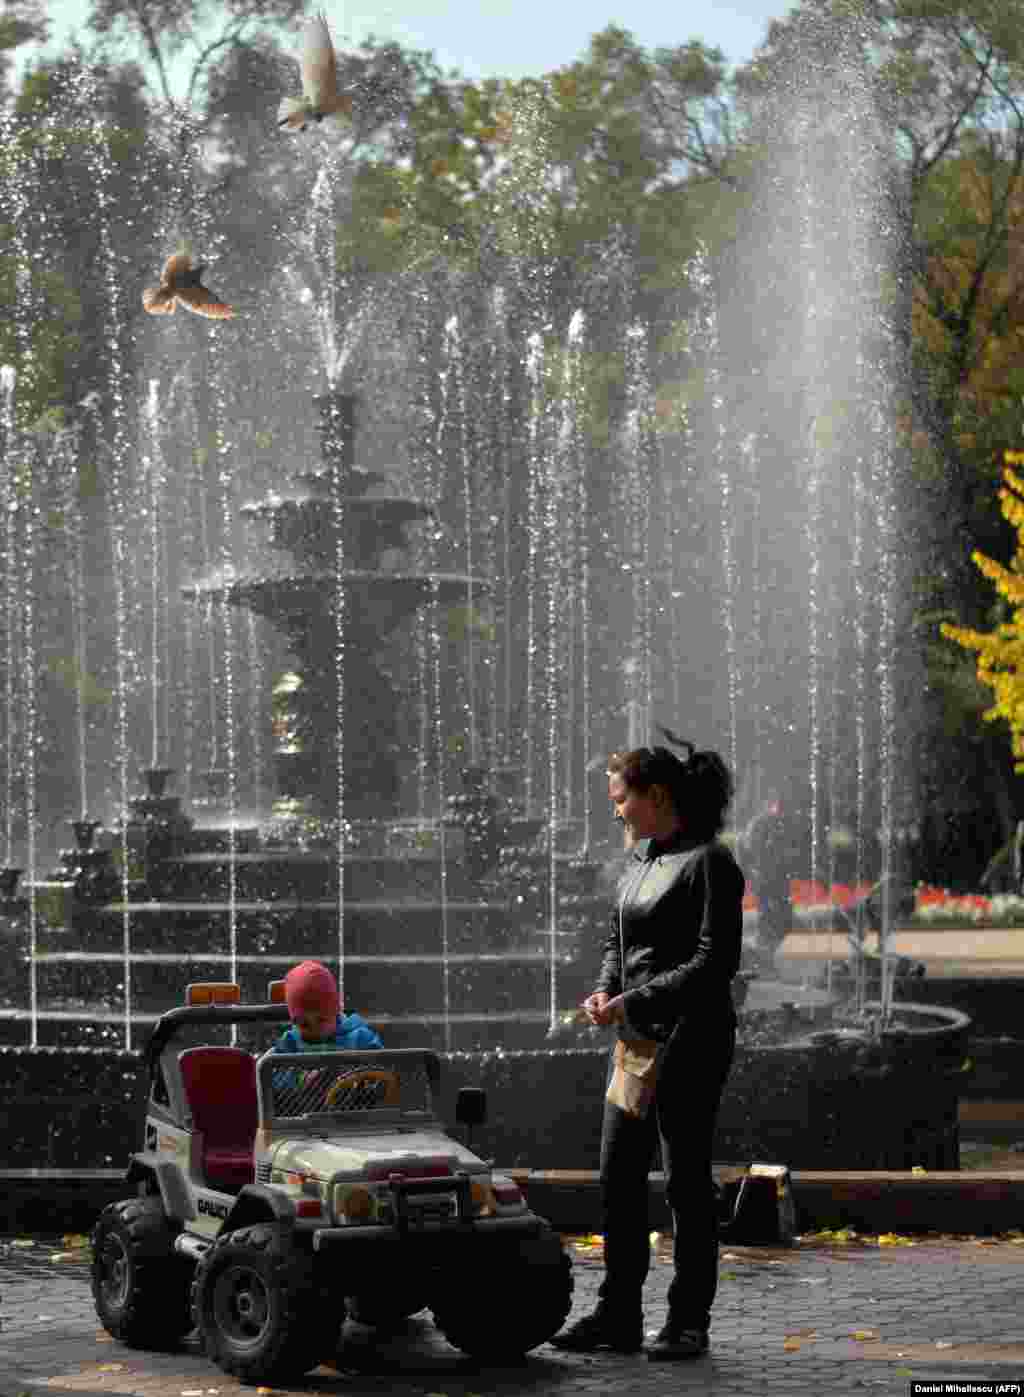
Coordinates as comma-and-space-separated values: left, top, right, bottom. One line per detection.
607, 726, 734, 839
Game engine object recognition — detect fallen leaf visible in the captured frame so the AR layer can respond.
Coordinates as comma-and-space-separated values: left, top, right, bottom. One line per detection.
51, 1252, 81, 1262
911, 1166, 927, 1174
61, 1233, 90, 1249
783, 1338, 802, 1351
11, 1239, 35, 1248
851, 1330, 879, 1340
804, 1227, 859, 1244
97, 1366, 126, 1374
895, 1369, 914, 1377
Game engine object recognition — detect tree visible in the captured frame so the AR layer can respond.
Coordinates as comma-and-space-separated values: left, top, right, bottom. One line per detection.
85, 0, 304, 110
0, 0, 47, 92
735, 1, 1024, 596
941, 451, 1024, 772
734, 0, 1024, 867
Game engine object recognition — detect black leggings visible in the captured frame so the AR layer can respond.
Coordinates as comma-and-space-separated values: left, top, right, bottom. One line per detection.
597, 1016, 736, 1330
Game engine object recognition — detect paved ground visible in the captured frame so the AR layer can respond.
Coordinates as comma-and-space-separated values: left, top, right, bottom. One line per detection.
3, 1230, 1024, 1397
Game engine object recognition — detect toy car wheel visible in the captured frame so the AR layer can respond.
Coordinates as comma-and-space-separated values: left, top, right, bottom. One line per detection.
91, 1198, 193, 1349
431, 1227, 573, 1357
192, 1222, 339, 1382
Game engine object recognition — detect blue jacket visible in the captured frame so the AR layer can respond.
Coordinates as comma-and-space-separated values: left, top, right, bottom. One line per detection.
272, 1012, 383, 1056
270, 1013, 384, 1095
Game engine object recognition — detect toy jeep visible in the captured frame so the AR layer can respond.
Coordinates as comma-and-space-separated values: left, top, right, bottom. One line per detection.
91, 982, 573, 1383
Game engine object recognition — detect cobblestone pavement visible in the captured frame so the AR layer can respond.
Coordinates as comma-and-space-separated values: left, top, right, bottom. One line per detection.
2, 1232, 1024, 1397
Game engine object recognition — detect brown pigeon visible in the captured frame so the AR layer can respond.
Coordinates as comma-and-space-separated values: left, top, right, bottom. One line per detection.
278, 10, 353, 132
142, 254, 234, 319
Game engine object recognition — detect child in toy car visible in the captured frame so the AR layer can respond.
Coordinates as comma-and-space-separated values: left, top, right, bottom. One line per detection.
272, 959, 383, 1053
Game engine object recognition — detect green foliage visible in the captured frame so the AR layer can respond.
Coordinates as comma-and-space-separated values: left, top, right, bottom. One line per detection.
0, 0, 47, 88
327, 24, 739, 294
86, 0, 306, 107
0, 241, 84, 430
47, 657, 113, 708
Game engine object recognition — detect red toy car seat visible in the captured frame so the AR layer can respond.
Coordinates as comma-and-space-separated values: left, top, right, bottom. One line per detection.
178, 1046, 258, 1192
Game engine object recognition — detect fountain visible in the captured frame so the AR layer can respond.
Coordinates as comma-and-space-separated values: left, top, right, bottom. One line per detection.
0, 32, 971, 1179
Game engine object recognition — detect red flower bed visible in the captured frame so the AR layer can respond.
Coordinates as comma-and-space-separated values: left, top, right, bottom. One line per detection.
741, 881, 996, 917
743, 880, 873, 910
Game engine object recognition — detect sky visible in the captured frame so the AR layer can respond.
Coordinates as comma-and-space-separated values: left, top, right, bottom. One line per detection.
24, 0, 795, 93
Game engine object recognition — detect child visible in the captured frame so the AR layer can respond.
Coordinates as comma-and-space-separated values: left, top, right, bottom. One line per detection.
272, 959, 383, 1055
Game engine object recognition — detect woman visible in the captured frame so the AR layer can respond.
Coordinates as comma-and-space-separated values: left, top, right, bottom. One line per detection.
551, 733, 744, 1361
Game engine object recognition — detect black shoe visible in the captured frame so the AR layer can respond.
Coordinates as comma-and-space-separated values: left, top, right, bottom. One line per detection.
550, 1309, 644, 1353
647, 1325, 709, 1360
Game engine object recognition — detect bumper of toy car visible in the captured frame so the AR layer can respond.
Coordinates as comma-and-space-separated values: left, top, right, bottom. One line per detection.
311, 1213, 544, 1250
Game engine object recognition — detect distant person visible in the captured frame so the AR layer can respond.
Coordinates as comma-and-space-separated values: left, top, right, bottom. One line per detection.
552, 731, 744, 1362
271, 959, 383, 1055
742, 793, 795, 974
986, 819, 1024, 895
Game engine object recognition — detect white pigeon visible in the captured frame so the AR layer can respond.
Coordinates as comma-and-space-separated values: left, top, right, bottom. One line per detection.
278, 11, 353, 132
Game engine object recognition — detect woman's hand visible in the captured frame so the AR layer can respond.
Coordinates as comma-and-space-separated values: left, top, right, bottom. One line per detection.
583, 991, 626, 1026
581, 990, 609, 1025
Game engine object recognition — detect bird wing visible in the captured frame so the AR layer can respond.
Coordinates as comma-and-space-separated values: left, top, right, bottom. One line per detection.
300, 10, 338, 106
160, 252, 193, 287
278, 95, 311, 128
143, 285, 176, 314
322, 91, 353, 119
175, 284, 234, 319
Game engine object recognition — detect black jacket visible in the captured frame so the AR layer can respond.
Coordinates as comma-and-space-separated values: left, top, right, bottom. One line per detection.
596, 834, 745, 1043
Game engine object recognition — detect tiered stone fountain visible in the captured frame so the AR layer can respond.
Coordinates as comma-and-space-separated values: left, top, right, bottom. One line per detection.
0, 390, 969, 1176
9, 391, 585, 1054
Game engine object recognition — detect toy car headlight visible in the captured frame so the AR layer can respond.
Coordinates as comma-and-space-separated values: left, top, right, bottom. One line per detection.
470, 1178, 496, 1216
333, 1183, 376, 1224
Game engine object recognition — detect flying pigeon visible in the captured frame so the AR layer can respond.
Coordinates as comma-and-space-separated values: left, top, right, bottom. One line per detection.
278, 10, 353, 132
142, 254, 234, 319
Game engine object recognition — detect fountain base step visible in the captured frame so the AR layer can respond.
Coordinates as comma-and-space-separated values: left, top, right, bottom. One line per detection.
1, 1162, 1020, 1238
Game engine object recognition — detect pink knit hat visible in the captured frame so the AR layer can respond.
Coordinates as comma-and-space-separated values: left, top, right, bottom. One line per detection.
284, 960, 340, 1022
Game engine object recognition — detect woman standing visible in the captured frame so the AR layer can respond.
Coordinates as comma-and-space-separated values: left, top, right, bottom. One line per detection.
551, 734, 744, 1361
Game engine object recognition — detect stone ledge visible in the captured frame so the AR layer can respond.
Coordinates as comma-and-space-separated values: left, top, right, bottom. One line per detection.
505, 1167, 1024, 1236
3, 1166, 1022, 1238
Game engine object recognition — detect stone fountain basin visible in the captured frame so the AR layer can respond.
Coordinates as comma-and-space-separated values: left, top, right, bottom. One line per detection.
0, 1002, 970, 1174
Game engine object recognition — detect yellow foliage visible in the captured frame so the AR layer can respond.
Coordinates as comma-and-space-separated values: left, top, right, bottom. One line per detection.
941, 449, 1024, 771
